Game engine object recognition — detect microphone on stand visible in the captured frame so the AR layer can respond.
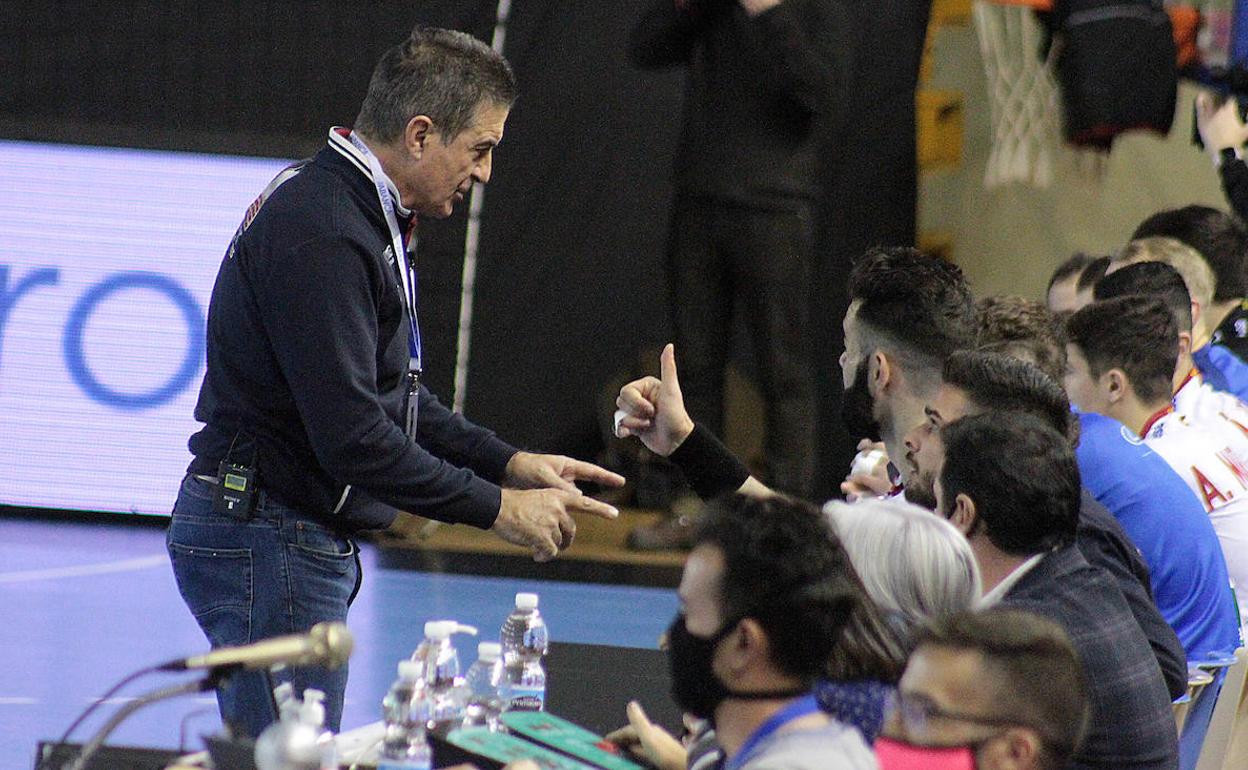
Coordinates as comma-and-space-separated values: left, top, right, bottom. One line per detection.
157, 622, 354, 672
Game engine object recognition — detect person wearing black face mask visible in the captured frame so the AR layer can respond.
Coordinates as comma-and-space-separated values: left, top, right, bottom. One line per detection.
876, 608, 1089, 770
610, 495, 876, 770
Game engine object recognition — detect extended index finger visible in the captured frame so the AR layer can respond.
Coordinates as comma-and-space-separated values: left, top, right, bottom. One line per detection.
563, 493, 620, 520
564, 458, 626, 488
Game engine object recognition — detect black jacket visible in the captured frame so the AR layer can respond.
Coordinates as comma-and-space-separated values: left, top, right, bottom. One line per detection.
629, 0, 853, 205
188, 137, 516, 532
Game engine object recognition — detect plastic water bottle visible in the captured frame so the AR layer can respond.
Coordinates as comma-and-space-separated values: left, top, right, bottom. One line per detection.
298, 689, 337, 770
378, 660, 433, 770
500, 593, 548, 711
255, 689, 322, 770
411, 620, 477, 724
463, 641, 505, 729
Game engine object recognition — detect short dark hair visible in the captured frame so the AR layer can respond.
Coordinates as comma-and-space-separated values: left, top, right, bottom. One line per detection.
975, 296, 1067, 383
1065, 297, 1178, 404
694, 495, 862, 680
1048, 253, 1096, 291
942, 351, 1077, 443
1132, 205, 1248, 300
848, 247, 977, 376
355, 26, 518, 144
915, 609, 1090, 769
1094, 261, 1194, 333
939, 413, 1080, 556
1075, 256, 1111, 292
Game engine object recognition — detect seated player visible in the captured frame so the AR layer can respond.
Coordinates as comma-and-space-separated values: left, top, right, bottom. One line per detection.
1111, 236, 1248, 401
1095, 260, 1248, 430
1046, 252, 1097, 314
1066, 295, 1248, 624
1132, 203, 1248, 363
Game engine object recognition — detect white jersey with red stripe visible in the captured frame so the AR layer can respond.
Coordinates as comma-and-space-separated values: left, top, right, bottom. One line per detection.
1174, 368, 1248, 439
1143, 403, 1248, 620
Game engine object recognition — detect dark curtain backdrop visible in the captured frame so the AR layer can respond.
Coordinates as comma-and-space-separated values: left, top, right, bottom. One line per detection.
0, 0, 928, 500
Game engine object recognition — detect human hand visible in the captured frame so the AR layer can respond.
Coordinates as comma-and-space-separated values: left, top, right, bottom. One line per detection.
1197, 91, 1248, 154
739, 0, 783, 15
614, 344, 695, 457
605, 701, 688, 770
492, 488, 619, 561
839, 440, 892, 502
504, 451, 625, 493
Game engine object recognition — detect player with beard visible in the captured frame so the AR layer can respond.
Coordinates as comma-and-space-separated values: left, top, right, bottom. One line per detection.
837, 247, 977, 502
613, 247, 978, 506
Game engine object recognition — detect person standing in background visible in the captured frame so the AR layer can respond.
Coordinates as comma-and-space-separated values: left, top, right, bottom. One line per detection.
624, 0, 853, 547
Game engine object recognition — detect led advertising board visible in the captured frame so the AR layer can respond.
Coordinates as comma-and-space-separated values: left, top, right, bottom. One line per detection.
0, 140, 292, 515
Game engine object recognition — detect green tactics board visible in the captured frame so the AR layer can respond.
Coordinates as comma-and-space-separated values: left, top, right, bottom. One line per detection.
500, 711, 646, 770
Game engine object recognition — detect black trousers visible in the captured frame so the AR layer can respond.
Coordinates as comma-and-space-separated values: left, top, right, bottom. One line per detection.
667, 193, 816, 498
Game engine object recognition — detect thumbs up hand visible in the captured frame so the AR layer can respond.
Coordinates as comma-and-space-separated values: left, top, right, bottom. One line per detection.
613, 344, 696, 457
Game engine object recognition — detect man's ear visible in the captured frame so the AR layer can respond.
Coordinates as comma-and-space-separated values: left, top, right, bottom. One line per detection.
949, 492, 977, 537
404, 115, 434, 159
1178, 330, 1193, 358
872, 350, 892, 393
728, 618, 769, 673
1104, 368, 1128, 405
979, 727, 1043, 770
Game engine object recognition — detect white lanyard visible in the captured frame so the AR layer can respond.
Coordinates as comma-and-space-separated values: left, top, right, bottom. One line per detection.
347, 132, 422, 376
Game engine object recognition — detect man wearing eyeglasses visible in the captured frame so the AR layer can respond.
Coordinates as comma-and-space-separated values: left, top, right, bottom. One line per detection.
876, 608, 1089, 770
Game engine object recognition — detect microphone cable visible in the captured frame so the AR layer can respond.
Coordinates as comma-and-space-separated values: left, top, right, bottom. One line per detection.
37, 662, 164, 770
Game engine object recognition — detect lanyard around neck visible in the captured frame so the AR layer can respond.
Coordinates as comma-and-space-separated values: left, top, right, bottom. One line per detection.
725, 694, 820, 770
347, 131, 422, 375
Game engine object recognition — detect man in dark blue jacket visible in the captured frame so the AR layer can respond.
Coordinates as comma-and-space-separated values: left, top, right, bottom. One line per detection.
938, 413, 1178, 769
169, 27, 623, 738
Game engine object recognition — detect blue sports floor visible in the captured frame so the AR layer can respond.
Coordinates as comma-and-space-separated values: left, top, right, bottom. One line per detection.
0, 516, 678, 770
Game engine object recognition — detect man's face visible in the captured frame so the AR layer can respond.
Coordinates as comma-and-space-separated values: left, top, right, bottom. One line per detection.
1063, 344, 1111, 415
885, 645, 1001, 747
902, 384, 974, 511
407, 101, 509, 218
1046, 274, 1082, 314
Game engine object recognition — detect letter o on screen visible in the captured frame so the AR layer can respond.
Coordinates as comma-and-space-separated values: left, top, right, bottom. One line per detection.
63, 272, 205, 410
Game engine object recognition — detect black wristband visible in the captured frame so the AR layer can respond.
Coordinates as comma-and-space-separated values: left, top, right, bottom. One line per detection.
668, 423, 751, 499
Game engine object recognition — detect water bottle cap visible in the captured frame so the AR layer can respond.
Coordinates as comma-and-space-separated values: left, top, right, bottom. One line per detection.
477, 641, 502, 661
515, 593, 539, 610
425, 620, 479, 639
398, 659, 422, 680
425, 620, 455, 639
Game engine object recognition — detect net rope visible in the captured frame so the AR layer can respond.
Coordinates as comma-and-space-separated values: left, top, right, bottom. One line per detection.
973, 0, 1062, 187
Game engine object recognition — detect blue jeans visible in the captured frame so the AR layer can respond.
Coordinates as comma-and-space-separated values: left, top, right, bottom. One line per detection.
167, 474, 361, 738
